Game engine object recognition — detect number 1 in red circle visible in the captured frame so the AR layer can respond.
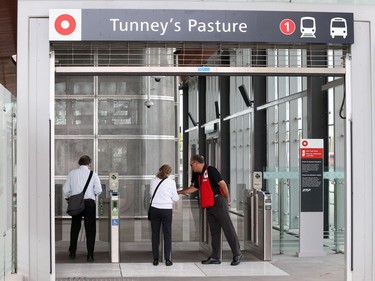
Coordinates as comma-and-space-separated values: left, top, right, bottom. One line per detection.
280, 19, 296, 36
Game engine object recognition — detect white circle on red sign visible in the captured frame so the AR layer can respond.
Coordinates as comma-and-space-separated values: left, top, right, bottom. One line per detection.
279, 19, 296, 36
302, 140, 308, 146
55, 14, 76, 36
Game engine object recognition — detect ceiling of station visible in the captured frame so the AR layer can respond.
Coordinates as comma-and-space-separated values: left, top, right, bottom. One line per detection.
0, 0, 17, 96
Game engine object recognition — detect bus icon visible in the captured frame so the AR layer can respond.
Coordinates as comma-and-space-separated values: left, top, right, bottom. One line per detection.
300, 17, 316, 38
330, 17, 347, 39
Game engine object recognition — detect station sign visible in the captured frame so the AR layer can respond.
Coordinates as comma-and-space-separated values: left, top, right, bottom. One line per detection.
49, 9, 354, 44
300, 139, 324, 212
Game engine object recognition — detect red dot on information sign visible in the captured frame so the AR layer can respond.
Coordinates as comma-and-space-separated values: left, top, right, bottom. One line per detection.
55, 14, 76, 36
279, 19, 296, 36
302, 140, 308, 147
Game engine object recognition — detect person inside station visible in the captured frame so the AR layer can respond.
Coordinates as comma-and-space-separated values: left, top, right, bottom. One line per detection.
63, 155, 102, 262
178, 155, 243, 266
149, 164, 180, 266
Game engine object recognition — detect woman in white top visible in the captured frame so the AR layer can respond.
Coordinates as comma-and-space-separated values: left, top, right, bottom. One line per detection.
149, 164, 180, 266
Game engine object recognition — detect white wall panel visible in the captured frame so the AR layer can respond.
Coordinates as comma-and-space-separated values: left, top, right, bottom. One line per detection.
349, 20, 373, 281
17, 16, 52, 280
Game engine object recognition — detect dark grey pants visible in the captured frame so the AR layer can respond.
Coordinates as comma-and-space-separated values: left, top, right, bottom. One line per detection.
206, 195, 242, 259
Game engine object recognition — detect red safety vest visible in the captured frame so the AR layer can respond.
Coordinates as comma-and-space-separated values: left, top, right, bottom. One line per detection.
198, 166, 224, 208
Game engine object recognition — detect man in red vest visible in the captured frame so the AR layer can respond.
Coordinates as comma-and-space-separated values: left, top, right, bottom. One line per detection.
178, 155, 243, 265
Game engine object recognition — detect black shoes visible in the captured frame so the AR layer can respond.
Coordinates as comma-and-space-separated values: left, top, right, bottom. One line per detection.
70, 252, 95, 262
201, 255, 242, 265
201, 257, 221, 264
231, 254, 243, 266
153, 259, 172, 266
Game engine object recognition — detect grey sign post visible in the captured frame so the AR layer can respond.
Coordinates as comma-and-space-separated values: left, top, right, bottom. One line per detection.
298, 139, 325, 257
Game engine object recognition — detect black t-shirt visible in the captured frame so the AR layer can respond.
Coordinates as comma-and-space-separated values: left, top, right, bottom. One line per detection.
191, 171, 198, 186
193, 166, 223, 195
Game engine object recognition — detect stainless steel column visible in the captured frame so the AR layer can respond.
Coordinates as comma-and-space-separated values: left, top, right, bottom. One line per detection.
245, 189, 272, 261
258, 191, 272, 260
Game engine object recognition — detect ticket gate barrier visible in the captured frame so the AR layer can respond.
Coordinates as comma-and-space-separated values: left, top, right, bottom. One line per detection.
109, 172, 120, 263
245, 188, 272, 261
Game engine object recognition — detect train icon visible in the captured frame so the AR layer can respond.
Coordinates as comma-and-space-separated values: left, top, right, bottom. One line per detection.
300, 17, 316, 38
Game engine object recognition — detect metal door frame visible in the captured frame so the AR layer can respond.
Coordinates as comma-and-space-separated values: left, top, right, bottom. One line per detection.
53, 61, 349, 262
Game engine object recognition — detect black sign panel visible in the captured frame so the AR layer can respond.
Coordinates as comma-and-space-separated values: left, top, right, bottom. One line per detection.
300, 159, 324, 212
72, 9, 354, 44
300, 139, 324, 212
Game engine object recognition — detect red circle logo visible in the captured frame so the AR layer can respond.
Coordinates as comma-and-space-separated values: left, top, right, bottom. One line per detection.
279, 19, 296, 36
55, 14, 76, 36
302, 140, 308, 147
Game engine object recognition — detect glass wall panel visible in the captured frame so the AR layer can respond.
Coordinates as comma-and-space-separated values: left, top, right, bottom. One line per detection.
55, 100, 94, 135
98, 76, 140, 96
266, 54, 302, 253
55, 180, 67, 218
55, 46, 179, 248
98, 99, 175, 135
55, 139, 94, 176
264, 74, 345, 254
98, 139, 175, 176
55, 76, 94, 96
98, 99, 139, 134
0, 85, 15, 279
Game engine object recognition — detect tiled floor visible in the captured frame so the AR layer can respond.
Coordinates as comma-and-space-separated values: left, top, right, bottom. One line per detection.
55, 241, 345, 281
56, 261, 289, 279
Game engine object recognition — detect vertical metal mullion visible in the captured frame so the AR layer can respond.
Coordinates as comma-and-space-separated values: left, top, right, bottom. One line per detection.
93, 49, 99, 171
49, 49, 56, 275
93, 50, 100, 223
344, 53, 353, 275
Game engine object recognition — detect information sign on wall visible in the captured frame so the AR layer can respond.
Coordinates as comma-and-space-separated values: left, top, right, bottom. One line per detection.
300, 139, 324, 212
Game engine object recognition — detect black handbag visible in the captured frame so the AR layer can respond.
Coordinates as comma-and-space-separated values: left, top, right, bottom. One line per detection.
66, 171, 93, 216
148, 178, 166, 221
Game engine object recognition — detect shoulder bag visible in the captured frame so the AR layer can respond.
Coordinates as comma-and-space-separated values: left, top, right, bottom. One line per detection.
66, 170, 93, 216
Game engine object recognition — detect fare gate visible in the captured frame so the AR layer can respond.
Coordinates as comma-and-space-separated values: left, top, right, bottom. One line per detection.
245, 172, 272, 261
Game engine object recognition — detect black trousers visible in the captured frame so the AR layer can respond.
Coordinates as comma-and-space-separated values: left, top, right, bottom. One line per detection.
69, 199, 96, 257
150, 206, 173, 260
207, 195, 242, 259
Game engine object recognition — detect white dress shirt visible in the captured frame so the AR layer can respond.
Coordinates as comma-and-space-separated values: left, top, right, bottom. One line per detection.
150, 177, 180, 209
63, 165, 102, 200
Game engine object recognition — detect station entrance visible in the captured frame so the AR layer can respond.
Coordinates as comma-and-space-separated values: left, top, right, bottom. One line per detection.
53, 41, 348, 264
